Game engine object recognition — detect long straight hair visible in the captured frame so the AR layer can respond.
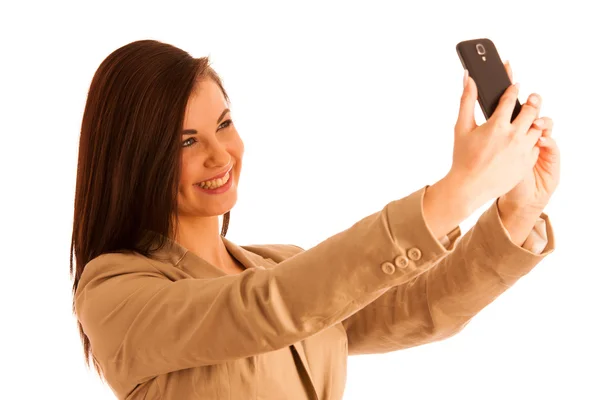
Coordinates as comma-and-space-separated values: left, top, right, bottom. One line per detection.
70, 39, 231, 378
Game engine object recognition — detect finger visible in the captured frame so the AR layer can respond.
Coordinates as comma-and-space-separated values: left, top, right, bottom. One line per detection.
504, 60, 514, 83
536, 136, 561, 164
491, 82, 520, 123
456, 71, 478, 134
537, 135, 558, 149
537, 136, 551, 147
536, 117, 553, 137
512, 93, 542, 134
528, 145, 541, 169
525, 125, 544, 148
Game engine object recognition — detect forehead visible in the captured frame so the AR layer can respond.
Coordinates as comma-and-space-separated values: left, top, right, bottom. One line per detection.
183, 79, 227, 127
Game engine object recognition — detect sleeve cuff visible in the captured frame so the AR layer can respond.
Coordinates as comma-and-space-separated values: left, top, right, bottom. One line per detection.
492, 198, 554, 256
473, 198, 556, 279
386, 184, 463, 262
438, 225, 462, 250
497, 214, 549, 255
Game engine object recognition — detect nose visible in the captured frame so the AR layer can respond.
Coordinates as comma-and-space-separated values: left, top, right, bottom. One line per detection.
204, 140, 231, 168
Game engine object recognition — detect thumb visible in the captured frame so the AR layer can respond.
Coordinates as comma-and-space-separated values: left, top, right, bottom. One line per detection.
455, 70, 477, 134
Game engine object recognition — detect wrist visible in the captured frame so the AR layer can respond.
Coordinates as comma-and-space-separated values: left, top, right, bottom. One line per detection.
497, 204, 541, 247
498, 195, 545, 220
440, 171, 485, 217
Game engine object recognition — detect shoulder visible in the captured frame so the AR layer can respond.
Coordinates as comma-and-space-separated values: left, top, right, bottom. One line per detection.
76, 251, 161, 295
84, 251, 158, 275
74, 251, 171, 326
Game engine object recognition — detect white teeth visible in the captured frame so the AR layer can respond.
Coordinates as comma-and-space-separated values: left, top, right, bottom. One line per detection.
198, 171, 230, 189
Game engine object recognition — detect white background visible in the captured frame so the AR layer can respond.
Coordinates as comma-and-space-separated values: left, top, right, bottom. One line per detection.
1, 0, 598, 399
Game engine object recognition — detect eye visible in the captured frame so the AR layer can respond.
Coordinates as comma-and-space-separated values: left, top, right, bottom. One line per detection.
182, 137, 196, 148
182, 120, 233, 148
218, 119, 233, 130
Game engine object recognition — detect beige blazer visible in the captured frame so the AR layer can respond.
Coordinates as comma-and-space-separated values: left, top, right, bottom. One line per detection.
75, 185, 555, 399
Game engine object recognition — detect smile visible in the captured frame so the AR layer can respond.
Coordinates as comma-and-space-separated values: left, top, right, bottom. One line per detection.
194, 169, 234, 194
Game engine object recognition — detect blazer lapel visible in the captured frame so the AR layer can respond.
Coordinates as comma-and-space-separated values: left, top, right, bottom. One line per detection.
223, 238, 320, 400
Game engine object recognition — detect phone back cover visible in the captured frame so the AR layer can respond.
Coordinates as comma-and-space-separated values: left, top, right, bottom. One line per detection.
456, 38, 521, 121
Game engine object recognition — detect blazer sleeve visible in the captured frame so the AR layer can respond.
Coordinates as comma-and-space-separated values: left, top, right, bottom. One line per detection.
75, 185, 461, 382
340, 196, 556, 355
442, 217, 547, 255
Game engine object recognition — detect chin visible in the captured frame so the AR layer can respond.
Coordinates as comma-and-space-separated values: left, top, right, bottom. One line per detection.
201, 194, 238, 216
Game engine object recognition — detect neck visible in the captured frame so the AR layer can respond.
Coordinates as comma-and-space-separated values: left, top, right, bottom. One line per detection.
173, 214, 231, 268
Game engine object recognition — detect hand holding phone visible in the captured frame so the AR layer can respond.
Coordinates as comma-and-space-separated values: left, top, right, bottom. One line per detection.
444, 38, 545, 214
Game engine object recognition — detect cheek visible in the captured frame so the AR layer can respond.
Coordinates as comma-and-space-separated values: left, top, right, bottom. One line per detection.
232, 133, 244, 157
179, 156, 196, 186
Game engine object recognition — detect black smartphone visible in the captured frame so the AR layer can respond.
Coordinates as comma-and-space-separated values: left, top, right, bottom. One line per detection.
456, 38, 521, 122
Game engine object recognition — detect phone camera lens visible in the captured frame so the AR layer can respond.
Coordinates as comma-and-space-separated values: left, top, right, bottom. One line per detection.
476, 44, 486, 55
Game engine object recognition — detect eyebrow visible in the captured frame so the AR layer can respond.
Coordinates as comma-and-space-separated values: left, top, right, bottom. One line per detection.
182, 108, 230, 135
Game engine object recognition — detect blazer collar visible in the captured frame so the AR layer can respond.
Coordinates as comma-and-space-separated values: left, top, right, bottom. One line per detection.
137, 229, 270, 275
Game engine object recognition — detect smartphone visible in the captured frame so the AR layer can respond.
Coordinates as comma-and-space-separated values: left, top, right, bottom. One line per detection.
456, 38, 521, 122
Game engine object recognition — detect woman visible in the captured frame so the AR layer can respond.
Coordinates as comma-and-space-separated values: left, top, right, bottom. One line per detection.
71, 40, 559, 399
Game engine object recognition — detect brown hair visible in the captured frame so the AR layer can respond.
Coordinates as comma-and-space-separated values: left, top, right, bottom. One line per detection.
69, 39, 231, 378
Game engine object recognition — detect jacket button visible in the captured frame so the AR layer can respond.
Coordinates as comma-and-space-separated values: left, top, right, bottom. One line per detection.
407, 248, 422, 260
381, 262, 396, 275
394, 255, 409, 268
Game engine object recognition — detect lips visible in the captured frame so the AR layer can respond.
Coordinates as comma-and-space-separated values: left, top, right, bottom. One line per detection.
197, 166, 232, 184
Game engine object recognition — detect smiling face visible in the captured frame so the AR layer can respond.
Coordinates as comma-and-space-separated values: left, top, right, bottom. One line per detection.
176, 79, 244, 218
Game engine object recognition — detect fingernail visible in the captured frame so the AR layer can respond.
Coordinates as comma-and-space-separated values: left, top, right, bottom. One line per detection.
463, 69, 468, 88
538, 137, 547, 144
534, 118, 544, 127
529, 95, 538, 105
514, 82, 520, 91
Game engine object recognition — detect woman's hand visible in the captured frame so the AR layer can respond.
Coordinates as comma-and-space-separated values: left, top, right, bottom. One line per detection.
449, 69, 545, 216
498, 61, 561, 218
